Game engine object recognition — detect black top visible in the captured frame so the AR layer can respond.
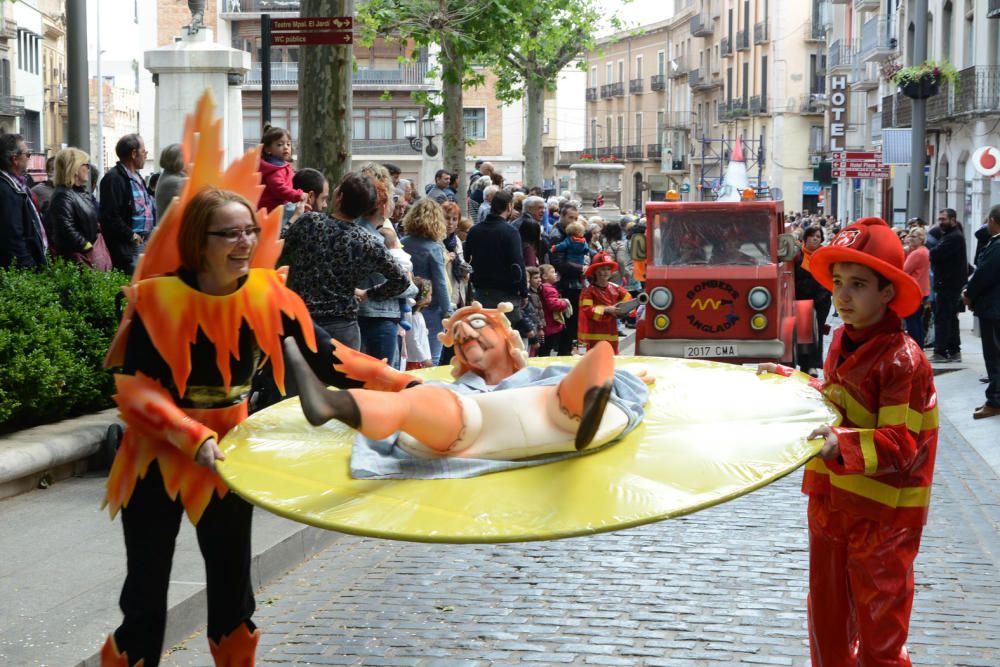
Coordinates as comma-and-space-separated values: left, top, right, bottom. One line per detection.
280, 212, 409, 322
49, 186, 100, 254
0, 170, 46, 269
121, 270, 361, 411
928, 225, 968, 290
463, 213, 527, 297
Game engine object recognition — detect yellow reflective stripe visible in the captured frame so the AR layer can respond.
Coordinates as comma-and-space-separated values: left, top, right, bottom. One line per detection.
915, 405, 939, 431
877, 404, 908, 427
823, 384, 875, 427
580, 299, 594, 306
578, 332, 619, 341
859, 430, 878, 475
805, 459, 931, 508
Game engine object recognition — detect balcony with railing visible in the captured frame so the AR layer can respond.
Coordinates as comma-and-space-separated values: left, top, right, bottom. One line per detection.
828, 40, 854, 72
805, 20, 827, 41
586, 87, 598, 102
750, 95, 768, 114
669, 56, 688, 78
882, 92, 912, 128
690, 13, 714, 37
732, 97, 749, 117
855, 0, 880, 11
0, 95, 25, 116
647, 143, 662, 159
736, 29, 750, 51
600, 84, 613, 99
954, 66, 1000, 115
221, 0, 300, 14
754, 22, 769, 44
629, 78, 644, 94
246, 61, 434, 89
721, 36, 732, 57
663, 157, 687, 172
990, 0, 1000, 17
850, 60, 881, 91
663, 111, 693, 128
612, 81, 625, 97
859, 16, 897, 62
651, 74, 666, 91
558, 150, 587, 165
800, 93, 826, 114
626, 144, 644, 160
688, 68, 704, 89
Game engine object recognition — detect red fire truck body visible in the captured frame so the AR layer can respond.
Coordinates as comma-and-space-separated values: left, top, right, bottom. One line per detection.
635, 200, 814, 364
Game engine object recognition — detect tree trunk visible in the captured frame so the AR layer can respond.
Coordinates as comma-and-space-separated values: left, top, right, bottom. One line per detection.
523, 76, 544, 190
440, 34, 466, 203
299, 0, 353, 211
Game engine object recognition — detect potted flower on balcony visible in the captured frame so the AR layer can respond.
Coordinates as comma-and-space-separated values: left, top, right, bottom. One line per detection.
887, 59, 959, 99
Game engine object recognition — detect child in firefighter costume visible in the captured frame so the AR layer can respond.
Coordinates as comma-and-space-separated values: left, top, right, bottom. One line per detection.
760, 217, 937, 666
578, 252, 633, 352
99, 94, 366, 666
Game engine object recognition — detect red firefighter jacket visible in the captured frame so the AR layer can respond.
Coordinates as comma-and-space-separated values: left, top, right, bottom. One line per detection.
578, 282, 631, 346
801, 312, 938, 529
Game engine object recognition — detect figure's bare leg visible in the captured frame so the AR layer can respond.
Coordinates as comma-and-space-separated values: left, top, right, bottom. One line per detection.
547, 341, 616, 450
350, 385, 465, 452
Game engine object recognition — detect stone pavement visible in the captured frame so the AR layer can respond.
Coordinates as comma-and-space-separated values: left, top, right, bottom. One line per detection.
157, 312, 1000, 667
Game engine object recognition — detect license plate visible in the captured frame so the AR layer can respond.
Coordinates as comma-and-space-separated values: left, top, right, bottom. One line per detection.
684, 344, 738, 358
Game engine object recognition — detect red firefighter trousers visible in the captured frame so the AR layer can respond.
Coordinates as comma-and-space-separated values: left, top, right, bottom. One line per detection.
807, 496, 923, 667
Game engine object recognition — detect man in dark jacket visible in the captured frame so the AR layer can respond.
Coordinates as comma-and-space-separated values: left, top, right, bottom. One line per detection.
963, 205, 1000, 419
0, 134, 47, 269
928, 208, 968, 363
463, 190, 527, 325
99, 134, 153, 273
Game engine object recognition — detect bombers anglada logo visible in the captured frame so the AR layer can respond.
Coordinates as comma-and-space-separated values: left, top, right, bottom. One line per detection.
685, 279, 740, 333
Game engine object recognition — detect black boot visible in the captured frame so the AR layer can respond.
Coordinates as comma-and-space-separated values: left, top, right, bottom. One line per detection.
282, 338, 361, 428
575, 380, 613, 451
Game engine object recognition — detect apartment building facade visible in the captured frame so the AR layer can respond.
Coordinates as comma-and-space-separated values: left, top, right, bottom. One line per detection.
585, 0, 831, 214
191, 1, 526, 187
872, 0, 1000, 241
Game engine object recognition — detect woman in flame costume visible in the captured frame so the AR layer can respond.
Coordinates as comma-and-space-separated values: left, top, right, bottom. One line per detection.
98, 93, 371, 667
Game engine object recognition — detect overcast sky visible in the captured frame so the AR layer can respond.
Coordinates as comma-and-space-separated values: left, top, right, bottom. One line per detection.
601, 0, 675, 36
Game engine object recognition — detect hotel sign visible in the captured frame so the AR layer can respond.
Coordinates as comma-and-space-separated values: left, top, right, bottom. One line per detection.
829, 75, 848, 152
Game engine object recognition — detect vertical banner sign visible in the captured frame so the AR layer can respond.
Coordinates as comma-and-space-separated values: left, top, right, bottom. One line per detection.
829, 75, 848, 152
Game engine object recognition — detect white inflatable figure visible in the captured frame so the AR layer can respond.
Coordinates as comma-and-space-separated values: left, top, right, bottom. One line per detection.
716, 135, 750, 202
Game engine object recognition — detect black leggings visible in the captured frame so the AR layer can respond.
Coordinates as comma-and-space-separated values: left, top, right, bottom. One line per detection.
113, 462, 255, 666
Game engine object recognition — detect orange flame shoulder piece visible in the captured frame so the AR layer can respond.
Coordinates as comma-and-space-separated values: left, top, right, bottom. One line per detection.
104, 90, 312, 390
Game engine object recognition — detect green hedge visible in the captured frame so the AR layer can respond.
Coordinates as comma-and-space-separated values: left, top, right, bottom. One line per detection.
0, 261, 129, 431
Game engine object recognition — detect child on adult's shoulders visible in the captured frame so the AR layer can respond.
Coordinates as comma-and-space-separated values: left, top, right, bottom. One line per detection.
258, 124, 309, 213
551, 221, 590, 268
757, 217, 936, 666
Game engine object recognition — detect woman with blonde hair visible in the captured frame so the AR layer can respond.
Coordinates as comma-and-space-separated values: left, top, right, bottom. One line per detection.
49, 147, 111, 270
401, 198, 452, 364
903, 225, 931, 345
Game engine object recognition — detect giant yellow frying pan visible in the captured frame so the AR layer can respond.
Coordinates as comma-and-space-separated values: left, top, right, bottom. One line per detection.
217, 357, 836, 543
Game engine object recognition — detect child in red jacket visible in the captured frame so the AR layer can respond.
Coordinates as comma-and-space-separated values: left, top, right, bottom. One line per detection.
758, 218, 937, 666
258, 125, 306, 212
537, 264, 571, 357
578, 252, 632, 353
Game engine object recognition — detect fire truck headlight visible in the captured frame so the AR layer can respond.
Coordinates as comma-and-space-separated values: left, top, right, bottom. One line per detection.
748, 286, 771, 311
649, 287, 672, 310
750, 313, 768, 331
653, 314, 671, 331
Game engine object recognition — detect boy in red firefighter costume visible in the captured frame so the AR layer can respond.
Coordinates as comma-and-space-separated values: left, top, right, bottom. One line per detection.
578, 251, 633, 353
759, 217, 937, 666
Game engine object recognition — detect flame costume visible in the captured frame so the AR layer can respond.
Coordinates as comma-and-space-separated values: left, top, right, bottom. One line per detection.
99, 93, 358, 667
774, 218, 937, 666
578, 253, 631, 353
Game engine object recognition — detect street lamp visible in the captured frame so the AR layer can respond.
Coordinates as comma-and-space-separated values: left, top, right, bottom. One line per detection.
403, 113, 439, 157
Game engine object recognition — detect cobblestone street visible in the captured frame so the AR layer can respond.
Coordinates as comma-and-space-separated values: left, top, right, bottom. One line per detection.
160, 415, 1000, 667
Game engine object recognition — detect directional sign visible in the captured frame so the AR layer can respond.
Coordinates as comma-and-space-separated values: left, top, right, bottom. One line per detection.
832, 166, 890, 179
272, 17, 353, 31
831, 150, 888, 179
831, 151, 878, 161
271, 31, 353, 45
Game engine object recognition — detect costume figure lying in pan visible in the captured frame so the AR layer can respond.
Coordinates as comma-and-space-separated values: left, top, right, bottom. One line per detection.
284, 301, 652, 463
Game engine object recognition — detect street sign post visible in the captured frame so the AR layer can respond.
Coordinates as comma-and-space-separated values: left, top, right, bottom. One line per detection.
272, 32, 353, 45
270, 16, 353, 45
830, 151, 890, 179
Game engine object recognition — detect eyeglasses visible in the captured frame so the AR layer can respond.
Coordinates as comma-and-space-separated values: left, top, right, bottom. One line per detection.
205, 226, 262, 241
16, 150, 31, 157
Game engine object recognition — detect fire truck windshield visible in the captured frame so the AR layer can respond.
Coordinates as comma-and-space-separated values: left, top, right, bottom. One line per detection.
651, 209, 773, 267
